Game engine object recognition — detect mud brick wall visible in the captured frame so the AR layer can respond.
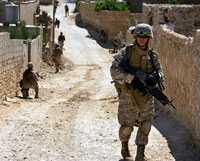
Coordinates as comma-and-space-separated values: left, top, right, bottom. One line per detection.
0, 0, 39, 25
0, 32, 42, 100
142, 4, 200, 36
0, 33, 24, 100
194, 5, 200, 27
152, 25, 200, 146
125, 0, 200, 13
19, 0, 39, 25
79, 2, 142, 42
141, 3, 200, 147
39, 0, 52, 5
30, 35, 42, 71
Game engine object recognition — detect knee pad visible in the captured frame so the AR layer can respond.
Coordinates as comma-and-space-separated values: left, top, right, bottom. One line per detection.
120, 126, 133, 139
140, 121, 152, 135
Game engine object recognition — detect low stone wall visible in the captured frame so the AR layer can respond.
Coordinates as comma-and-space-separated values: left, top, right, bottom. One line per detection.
0, 33, 24, 100
79, 2, 142, 42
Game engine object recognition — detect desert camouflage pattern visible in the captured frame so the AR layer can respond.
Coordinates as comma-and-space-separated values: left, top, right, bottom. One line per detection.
112, 31, 125, 53
110, 43, 163, 145
21, 69, 39, 98
52, 47, 63, 72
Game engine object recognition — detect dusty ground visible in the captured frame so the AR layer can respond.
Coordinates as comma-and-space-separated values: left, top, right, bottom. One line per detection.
0, 0, 200, 161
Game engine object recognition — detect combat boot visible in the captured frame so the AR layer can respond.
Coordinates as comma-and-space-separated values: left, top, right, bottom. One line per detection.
35, 94, 39, 98
135, 145, 148, 161
121, 141, 133, 161
35, 87, 39, 98
21, 89, 29, 99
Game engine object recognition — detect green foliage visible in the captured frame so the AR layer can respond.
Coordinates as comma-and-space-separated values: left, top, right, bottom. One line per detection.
8, 21, 39, 39
168, 0, 180, 4
42, 31, 48, 51
95, 0, 129, 12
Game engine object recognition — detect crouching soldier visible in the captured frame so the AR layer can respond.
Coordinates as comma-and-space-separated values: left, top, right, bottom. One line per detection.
52, 43, 63, 73
20, 62, 39, 98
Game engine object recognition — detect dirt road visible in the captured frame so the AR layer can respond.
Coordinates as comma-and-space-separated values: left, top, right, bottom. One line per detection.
0, 0, 200, 161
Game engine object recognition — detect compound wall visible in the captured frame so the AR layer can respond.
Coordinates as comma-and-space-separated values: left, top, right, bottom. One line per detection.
0, 32, 24, 100
143, 4, 200, 146
79, 1, 142, 42
0, 32, 42, 100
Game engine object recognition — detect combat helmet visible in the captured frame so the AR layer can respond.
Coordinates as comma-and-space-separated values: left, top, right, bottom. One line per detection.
132, 23, 153, 38
27, 62, 34, 68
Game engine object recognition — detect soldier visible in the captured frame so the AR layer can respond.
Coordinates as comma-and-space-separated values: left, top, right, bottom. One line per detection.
20, 62, 39, 99
65, 4, 69, 16
55, 18, 60, 28
36, 5, 40, 15
58, 32, 65, 48
112, 31, 125, 53
52, 43, 63, 73
110, 24, 164, 161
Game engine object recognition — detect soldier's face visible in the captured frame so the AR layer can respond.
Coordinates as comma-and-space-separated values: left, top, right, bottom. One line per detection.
136, 37, 148, 47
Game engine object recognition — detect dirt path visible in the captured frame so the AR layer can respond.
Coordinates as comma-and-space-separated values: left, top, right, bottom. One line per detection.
0, 0, 200, 161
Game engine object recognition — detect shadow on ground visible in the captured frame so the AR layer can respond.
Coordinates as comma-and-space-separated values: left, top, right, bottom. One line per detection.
153, 106, 200, 161
74, 13, 112, 49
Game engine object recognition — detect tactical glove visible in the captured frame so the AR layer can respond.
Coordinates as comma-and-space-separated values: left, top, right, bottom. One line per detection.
146, 71, 159, 86
130, 77, 143, 89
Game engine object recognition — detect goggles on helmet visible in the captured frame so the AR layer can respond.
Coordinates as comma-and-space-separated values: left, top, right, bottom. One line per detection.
134, 27, 151, 35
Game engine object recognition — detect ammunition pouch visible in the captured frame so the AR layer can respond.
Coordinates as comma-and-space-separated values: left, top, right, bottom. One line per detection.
114, 81, 130, 94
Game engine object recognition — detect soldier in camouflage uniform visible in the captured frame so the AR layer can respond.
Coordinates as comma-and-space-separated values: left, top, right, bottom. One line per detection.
21, 62, 39, 99
52, 43, 63, 73
110, 24, 164, 161
112, 31, 123, 53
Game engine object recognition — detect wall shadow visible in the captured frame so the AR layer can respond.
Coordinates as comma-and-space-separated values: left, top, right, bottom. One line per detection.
74, 13, 112, 50
153, 106, 200, 161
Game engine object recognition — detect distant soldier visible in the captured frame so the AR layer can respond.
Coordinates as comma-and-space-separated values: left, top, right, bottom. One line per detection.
52, 43, 63, 73
58, 32, 66, 48
20, 62, 39, 99
65, 4, 69, 16
55, 18, 60, 28
55, 0, 59, 6
36, 5, 40, 15
112, 31, 125, 53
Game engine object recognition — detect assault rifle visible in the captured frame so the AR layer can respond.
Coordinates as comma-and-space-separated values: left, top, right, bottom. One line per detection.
118, 58, 176, 109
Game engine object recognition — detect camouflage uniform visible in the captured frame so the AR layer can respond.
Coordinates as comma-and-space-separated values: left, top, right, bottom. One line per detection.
21, 62, 39, 98
52, 45, 63, 73
110, 23, 164, 161
112, 31, 123, 53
